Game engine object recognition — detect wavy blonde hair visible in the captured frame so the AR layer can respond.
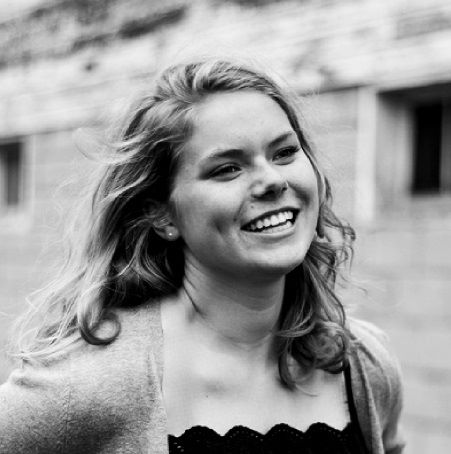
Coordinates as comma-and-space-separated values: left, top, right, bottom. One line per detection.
11, 58, 355, 387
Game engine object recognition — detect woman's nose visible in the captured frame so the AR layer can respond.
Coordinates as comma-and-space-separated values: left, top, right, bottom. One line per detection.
250, 164, 288, 200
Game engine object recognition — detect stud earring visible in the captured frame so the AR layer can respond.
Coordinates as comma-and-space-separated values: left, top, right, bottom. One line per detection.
165, 226, 178, 241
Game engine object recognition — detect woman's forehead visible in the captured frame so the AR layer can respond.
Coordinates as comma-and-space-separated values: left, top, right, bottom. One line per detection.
184, 91, 295, 156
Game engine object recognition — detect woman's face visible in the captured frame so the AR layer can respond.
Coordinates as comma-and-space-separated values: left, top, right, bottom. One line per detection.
169, 90, 319, 281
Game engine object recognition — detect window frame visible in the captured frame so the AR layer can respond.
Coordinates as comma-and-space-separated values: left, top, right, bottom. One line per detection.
372, 83, 451, 220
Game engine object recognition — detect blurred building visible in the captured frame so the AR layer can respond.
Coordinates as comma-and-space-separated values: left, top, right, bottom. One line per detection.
1, 0, 451, 451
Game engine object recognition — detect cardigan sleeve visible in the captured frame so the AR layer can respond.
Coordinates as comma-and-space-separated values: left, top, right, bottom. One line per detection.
0, 304, 168, 454
375, 332, 405, 454
349, 318, 406, 454
0, 342, 146, 454
0, 357, 71, 453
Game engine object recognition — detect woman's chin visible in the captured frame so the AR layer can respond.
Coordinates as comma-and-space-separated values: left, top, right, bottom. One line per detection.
239, 256, 305, 281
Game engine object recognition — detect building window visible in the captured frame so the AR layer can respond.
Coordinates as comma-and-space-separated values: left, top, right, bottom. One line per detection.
0, 141, 23, 213
411, 100, 451, 194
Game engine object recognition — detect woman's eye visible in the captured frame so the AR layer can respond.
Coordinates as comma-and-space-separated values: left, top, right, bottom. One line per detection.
274, 146, 300, 162
210, 164, 241, 178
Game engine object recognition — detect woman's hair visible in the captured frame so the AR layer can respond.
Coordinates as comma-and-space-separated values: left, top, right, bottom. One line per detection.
12, 58, 355, 387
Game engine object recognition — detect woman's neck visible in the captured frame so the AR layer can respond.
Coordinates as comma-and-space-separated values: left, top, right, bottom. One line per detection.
179, 255, 285, 352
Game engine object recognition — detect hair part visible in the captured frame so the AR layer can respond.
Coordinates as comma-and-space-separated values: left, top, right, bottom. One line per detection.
11, 58, 355, 387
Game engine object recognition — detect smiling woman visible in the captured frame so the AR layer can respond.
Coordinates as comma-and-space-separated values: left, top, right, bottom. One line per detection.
169, 91, 319, 281
0, 59, 405, 454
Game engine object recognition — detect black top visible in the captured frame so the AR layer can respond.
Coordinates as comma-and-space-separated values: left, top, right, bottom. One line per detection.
168, 365, 368, 454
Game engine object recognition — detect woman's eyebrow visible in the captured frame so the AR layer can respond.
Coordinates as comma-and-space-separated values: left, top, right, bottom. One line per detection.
201, 148, 246, 164
200, 131, 297, 165
267, 131, 297, 148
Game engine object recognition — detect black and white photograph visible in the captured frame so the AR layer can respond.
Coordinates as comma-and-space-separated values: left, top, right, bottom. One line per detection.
1, 1, 450, 452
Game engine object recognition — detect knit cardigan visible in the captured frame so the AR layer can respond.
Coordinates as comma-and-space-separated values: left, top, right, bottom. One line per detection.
0, 301, 405, 454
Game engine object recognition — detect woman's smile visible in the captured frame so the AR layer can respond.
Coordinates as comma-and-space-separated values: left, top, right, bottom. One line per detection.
169, 90, 319, 280
241, 208, 298, 233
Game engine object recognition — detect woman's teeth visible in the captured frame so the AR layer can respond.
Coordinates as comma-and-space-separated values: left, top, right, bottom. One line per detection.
246, 211, 294, 232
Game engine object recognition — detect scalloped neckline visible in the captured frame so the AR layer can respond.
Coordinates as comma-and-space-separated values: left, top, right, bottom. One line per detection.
169, 420, 353, 439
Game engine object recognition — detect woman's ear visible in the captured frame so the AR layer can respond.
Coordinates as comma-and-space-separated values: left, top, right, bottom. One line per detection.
152, 209, 181, 241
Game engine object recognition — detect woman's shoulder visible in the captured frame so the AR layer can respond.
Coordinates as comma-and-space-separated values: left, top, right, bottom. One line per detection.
4, 299, 163, 401
68, 300, 163, 384
347, 317, 402, 385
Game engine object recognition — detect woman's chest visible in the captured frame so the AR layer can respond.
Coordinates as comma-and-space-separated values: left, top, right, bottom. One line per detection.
162, 343, 349, 436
